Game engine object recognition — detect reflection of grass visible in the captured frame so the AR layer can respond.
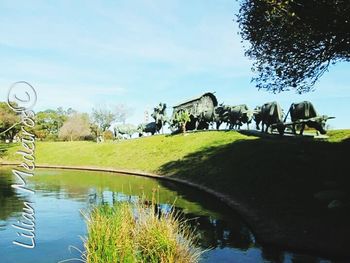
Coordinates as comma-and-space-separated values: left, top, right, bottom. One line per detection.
84, 199, 202, 263
27, 169, 218, 217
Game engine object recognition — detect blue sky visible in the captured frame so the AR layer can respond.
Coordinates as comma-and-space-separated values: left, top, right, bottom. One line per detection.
0, 0, 349, 128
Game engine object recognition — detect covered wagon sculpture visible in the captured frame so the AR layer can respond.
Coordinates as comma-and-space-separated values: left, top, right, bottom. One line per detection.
170, 92, 218, 132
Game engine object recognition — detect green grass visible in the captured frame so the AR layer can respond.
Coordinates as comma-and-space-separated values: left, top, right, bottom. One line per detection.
84, 198, 202, 263
1, 131, 254, 172
326, 129, 350, 142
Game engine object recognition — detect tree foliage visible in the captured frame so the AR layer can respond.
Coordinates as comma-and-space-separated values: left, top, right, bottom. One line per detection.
0, 102, 20, 140
174, 110, 191, 134
91, 104, 133, 140
34, 108, 74, 140
114, 104, 133, 124
91, 107, 115, 136
237, 0, 350, 93
58, 113, 91, 141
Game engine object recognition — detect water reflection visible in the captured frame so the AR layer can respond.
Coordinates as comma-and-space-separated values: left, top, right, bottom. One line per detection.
0, 169, 25, 222
0, 168, 334, 263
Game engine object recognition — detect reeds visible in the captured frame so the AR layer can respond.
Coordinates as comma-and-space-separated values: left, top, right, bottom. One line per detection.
84, 197, 202, 263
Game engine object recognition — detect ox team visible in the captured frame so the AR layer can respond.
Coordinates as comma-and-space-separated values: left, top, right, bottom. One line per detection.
173, 93, 334, 135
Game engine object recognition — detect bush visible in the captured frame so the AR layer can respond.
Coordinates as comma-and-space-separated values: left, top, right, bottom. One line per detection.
84, 199, 202, 263
103, 130, 114, 141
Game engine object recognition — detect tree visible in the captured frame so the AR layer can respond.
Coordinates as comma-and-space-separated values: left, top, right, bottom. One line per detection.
91, 107, 115, 139
174, 110, 191, 134
34, 108, 73, 140
57, 107, 76, 116
89, 123, 100, 141
114, 104, 133, 124
58, 113, 91, 141
237, 0, 350, 93
0, 102, 21, 140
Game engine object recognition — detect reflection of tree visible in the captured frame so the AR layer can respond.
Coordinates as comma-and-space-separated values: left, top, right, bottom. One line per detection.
30, 170, 212, 215
181, 212, 254, 251
32, 179, 90, 200
27, 170, 257, 253
261, 246, 285, 263
0, 172, 25, 221
159, 179, 257, 249
288, 253, 320, 263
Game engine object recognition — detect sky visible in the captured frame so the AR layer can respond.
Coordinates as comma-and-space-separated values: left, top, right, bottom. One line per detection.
0, 0, 349, 128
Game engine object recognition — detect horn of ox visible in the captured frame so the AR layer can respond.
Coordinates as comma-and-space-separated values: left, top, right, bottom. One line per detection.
321, 115, 336, 121
308, 115, 336, 122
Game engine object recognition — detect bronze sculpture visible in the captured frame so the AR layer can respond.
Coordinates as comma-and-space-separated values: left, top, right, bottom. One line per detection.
138, 94, 334, 137
138, 103, 167, 136
254, 101, 285, 135
285, 101, 334, 135
170, 92, 218, 132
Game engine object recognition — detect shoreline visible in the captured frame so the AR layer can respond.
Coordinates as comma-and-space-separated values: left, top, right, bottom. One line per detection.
1, 162, 348, 261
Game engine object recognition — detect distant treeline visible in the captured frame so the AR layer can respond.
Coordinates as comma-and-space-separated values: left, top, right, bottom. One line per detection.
0, 102, 134, 142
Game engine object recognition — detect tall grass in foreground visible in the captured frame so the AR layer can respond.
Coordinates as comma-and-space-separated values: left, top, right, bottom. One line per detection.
84, 199, 203, 263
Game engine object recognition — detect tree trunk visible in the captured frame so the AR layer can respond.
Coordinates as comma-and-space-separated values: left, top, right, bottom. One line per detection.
182, 123, 186, 134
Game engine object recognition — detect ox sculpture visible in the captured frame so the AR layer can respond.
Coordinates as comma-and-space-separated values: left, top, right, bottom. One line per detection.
286, 101, 334, 135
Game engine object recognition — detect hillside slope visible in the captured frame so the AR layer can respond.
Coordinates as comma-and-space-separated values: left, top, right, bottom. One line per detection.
1, 130, 350, 259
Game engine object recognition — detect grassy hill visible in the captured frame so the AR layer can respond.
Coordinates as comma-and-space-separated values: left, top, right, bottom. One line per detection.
1, 131, 255, 171
1, 129, 350, 258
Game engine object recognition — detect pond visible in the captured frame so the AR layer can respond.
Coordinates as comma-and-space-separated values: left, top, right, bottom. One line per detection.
0, 167, 332, 263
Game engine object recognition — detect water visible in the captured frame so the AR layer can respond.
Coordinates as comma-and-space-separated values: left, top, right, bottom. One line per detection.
0, 167, 332, 263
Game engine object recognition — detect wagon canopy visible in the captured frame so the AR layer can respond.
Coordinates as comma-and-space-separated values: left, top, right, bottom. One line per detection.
172, 92, 218, 121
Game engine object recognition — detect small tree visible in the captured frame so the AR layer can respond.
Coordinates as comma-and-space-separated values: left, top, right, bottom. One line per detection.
91, 107, 115, 140
174, 110, 191, 134
89, 123, 100, 141
103, 130, 114, 141
58, 113, 91, 141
